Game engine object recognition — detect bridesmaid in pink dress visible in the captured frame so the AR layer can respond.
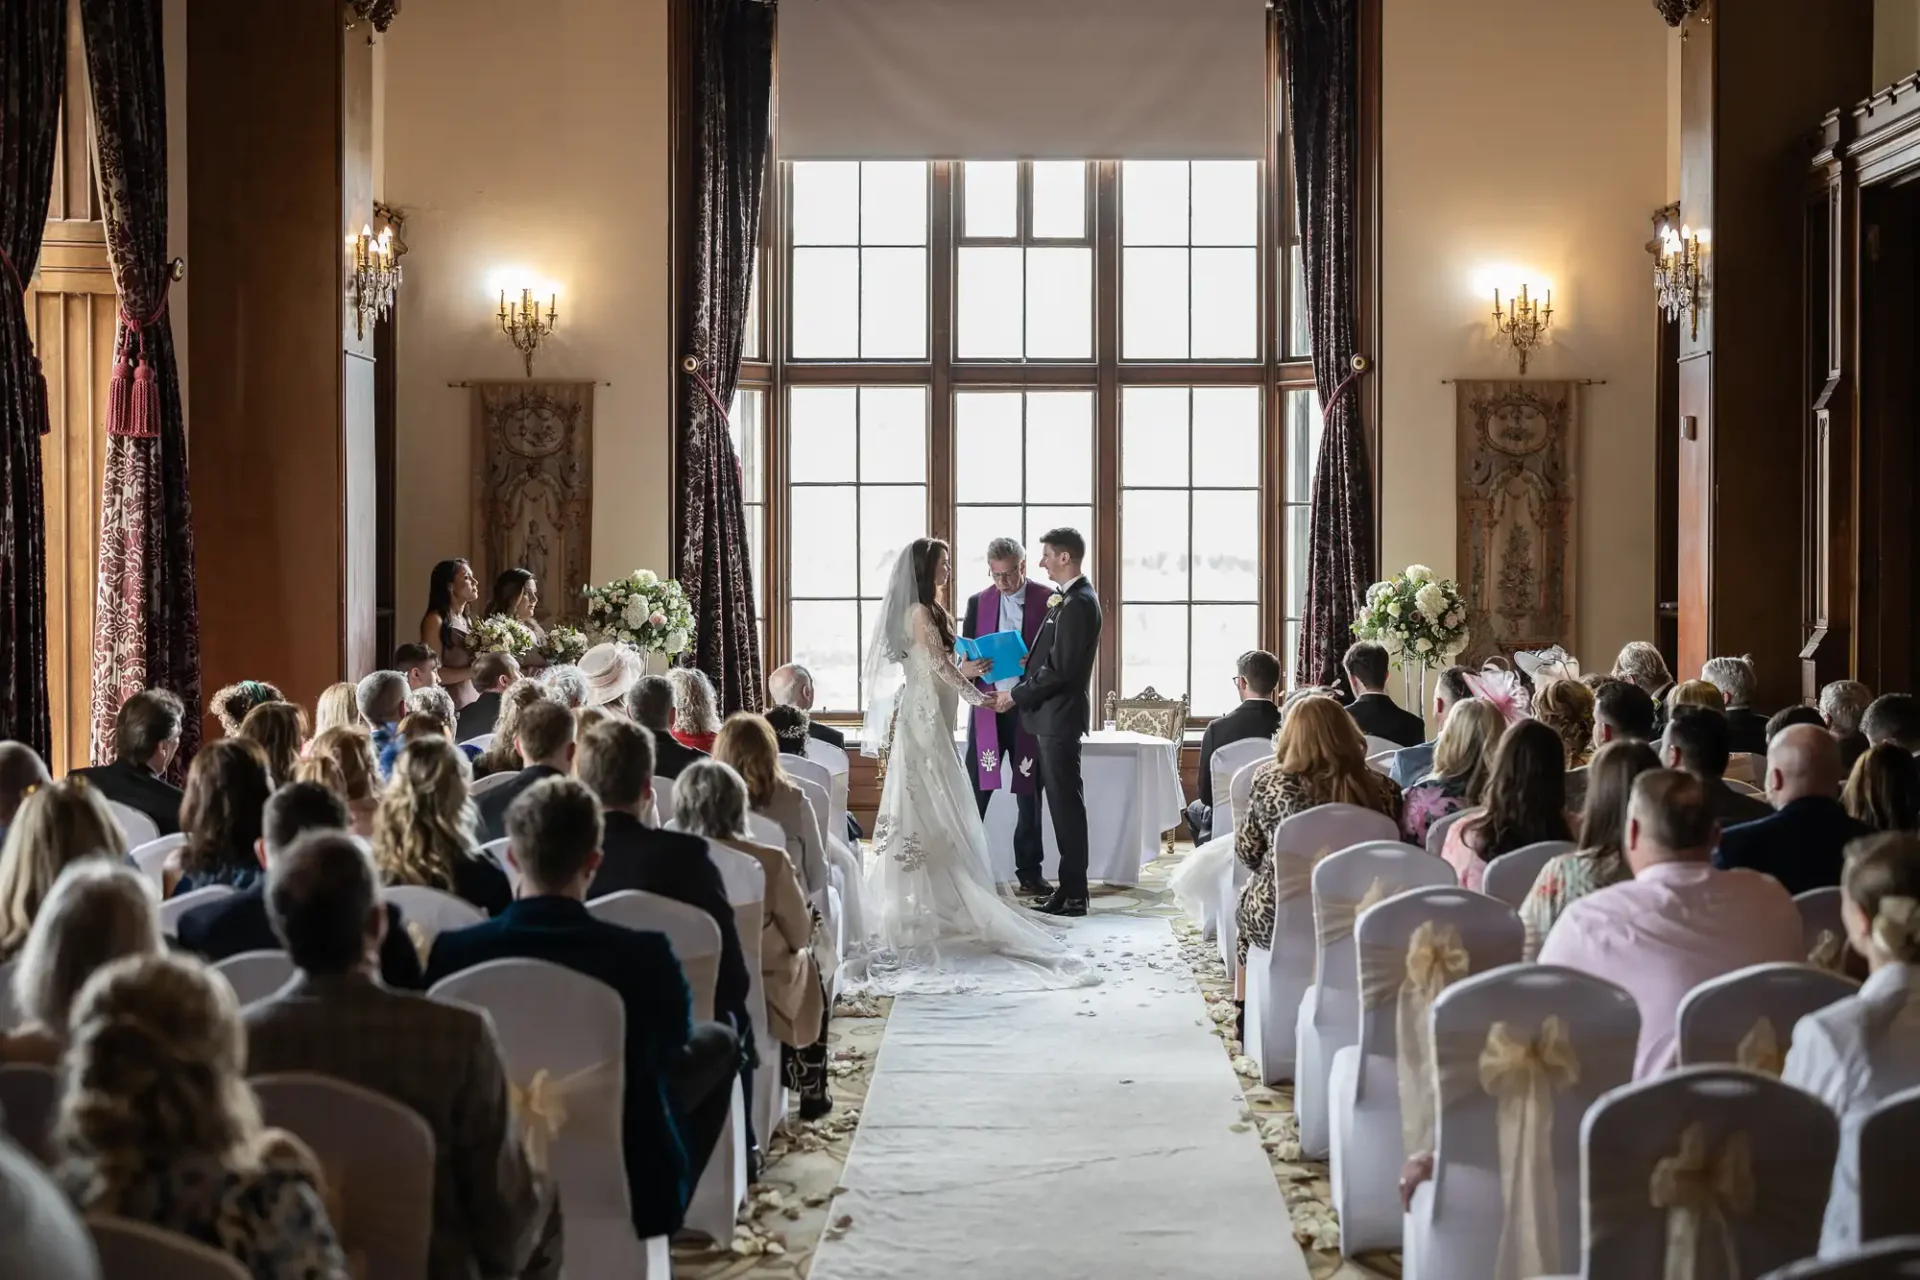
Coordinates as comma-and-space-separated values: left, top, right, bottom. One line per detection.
420, 558, 480, 710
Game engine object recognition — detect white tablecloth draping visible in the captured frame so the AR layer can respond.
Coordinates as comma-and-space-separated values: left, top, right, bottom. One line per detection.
969, 730, 1185, 888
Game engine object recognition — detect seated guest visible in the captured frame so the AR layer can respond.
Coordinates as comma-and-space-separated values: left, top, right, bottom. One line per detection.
1519, 740, 1661, 959
1862, 692, 1920, 755
0, 781, 127, 961
210, 680, 284, 737
1844, 743, 1920, 834
1611, 640, 1675, 705
426, 778, 742, 1238
630, 675, 706, 780
674, 761, 828, 1118
1387, 665, 1475, 788
1716, 723, 1868, 895
764, 703, 814, 758
1769, 703, 1826, 741
245, 832, 547, 1279
1662, 705, 1770, 828
1667, 678, 1725, 717
769, 664, 845, 752
1234, 694, 1402, 972
171, 739, 273, 897
1, 862, 161, 1066
1440, 719, 1571, 891
472, 677, 557, 780
0, 1132, 97, 1279
237, 701, 307, 790
667, 667, 723, 753
394, 641, 441, 692
1399, 697, 1503, 847
303, 726, 381, 838
1186, 649, 1284, 843
578, 642, 642, 711
177, 782, 423, 989
355, 669, 410, 778
579, 720, 753, 1053
71, 690, 185, 835
1541, 770, 1802, 1077
55, 952, 348, 1277
1701, 655, 1769, 754
1533, 677, 1596, 770
312, 681, 359, 736
1782, 831, 1920, 1257
475, 699, 577, 844
455, 651, 520, 743
1823, 679, 1876, 772
1341, 640, 1424, 748
1566, 679, 1658, 810
714, 712, 829, 900
408, 685, 459, 736
540, 664, 590, 710
0, 742, 51, 846
374, 737, 512, 917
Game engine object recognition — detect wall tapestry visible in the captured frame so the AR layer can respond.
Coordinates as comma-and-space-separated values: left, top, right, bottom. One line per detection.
470, 380, 593, 629
1455, 379, 1577, 661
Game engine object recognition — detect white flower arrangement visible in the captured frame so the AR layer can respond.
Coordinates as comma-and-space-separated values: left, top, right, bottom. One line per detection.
543, 625, 589, 665
1353, 565, 1470, 670
469, 613, 540, 657
582, 569, 695, 656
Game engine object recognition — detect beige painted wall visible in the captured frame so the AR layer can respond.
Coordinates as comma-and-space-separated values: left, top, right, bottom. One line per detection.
1878, 0, 1920, 88
1383, 0, 1668, 676
382, 0, 672, 620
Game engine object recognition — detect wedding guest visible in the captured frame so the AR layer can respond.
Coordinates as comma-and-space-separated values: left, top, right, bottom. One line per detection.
1823, 680, 1877, 771
408, 685, 458, 735
1187, 650, 1284, 843
1611, 640, 1675, 704
0, 1133, 96, 1278
1844, 743, 1920, 834
472, 678, 556, 780
1387, 666, 1476, 788
1533, 677, 1596, 770
1341, 640, 1424, 748
764, 704, 814, 757
667, 667, 723, 753
0, 743, 51, 846
420, 558, 480, 710
541, 664, 590, 710
1518, 740, 1661, 959
211, 680, 285, 738
1716, 723, 1868, 895
1567, 679, 1658, 810
456, 651, 521, 742
70, 689, 184, 835
574, 706, 615, 739
355, 669, 410, 776
54, 952, 349, 1277
578, 642, 642, 712
1862, 692, 1920, 754
1662, 705, 1770, 827
426, 777, 742, 1238
629, 675, 708, 779
172, 739, 273, 897
1233, 694, 1402, 970
1782, 831, 1920, 1257
374, 737, 511, 916
304, 726, 380, 838
312, 682, 360, 736
1701, 655, 1769, 754
1399, 697, 1503, 847
0, 781, 127, 961
395, 642, 442, 692
1769, 704, 1826, 741
1440, 719, 1571, 891
237, 701, 307, 789
475, 699, 577, 845
488, 567, 548, 651
714, 712, 829, 900
768, 664, 845, 752
1, 862, 161, 1066
1667, 679, 1726, 717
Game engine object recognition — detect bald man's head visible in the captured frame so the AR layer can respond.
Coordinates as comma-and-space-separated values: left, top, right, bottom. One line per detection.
1767, 723, 1844, 808
0, 742, 51, 825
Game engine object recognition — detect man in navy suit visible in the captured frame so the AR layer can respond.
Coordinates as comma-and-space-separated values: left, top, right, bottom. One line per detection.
1714, 723, 1867, 896
424, 777, 740, 1241
963, 536, 1054, 896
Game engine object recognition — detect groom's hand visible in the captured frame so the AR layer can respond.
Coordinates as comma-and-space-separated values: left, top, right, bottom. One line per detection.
993, 690, 1015, 712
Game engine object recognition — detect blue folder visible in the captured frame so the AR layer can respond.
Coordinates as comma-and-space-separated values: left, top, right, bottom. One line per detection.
955, 630, 1029, 684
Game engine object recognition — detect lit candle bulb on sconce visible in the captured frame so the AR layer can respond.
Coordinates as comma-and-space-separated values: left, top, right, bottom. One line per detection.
499, 284, 560, 378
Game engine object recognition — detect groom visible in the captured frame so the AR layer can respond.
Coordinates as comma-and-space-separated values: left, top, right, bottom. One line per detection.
996, 527, 1102, 917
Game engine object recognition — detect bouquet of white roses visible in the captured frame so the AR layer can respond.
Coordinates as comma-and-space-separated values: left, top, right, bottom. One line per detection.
1352, 564, 1470, 669
469, 613, 540, 657
543, 625, 589, 665
582, 568, 694, 656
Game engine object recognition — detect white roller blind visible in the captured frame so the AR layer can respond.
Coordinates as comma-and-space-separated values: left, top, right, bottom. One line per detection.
778, 0, 1270, 161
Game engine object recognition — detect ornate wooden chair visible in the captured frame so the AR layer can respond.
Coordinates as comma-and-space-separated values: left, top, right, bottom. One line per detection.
1104, 687, 1190, 853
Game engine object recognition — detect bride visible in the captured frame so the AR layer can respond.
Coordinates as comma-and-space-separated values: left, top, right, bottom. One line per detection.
839, 539, 1096, 995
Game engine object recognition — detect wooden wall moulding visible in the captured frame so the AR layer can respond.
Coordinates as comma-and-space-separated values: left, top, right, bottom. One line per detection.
469, 381, 595, 631
1454, 380, 1578, 662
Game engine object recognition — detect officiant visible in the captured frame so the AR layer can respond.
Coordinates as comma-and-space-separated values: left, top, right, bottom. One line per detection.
964, 537, 1053, 897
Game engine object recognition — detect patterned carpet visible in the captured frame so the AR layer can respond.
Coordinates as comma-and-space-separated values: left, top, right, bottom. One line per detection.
673, 846, 1399, 1279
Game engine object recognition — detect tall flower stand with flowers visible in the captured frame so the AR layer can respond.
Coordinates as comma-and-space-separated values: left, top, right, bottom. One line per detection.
1351, 564, 1471, 715
583, 569, 696, 667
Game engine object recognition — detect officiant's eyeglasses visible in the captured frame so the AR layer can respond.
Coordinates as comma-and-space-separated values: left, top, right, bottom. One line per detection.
989, 567, 1024, 587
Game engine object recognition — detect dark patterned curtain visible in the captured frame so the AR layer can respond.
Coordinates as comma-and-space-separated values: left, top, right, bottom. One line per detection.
0, 0, 64, 758
80, 0, 201, 777
676, 0, 772, 714
1280, 0, 1375, 690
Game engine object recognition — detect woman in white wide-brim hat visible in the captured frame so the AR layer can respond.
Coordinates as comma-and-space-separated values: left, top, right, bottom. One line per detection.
578, 642, 643, 710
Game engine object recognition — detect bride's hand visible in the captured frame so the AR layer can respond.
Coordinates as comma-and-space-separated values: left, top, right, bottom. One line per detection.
958, 656, 993, 679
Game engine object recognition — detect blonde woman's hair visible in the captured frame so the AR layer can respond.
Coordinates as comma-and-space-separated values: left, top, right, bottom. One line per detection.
304, 726, 378, 805
1429, 697, 1505, 802
1667, 679, 1726, 714
373, 736, 476, 892
474, 677, 554, 778
1842, 832, 1920, 963
313, 682, 360, 736
1271, 694, 1379, 808
668, 667, 723, 737
237, 701, 308, 788
1534, 677, 1597, 767
11, 861, 162, 1038
0, 780, 128, 959
713, 713, 784, 809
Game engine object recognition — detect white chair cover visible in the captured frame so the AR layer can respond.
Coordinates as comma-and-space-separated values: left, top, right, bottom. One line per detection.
1209, 738, 1272, 847
0, 1063, 60, 1161
1243, 804, 1401, 1085
0, 957, 17, 1031
429, 958, 645, 1272
158, 886, 236, 937
804, 737, 852, 841
1676, 962, 1859, 1074
128, 834, 186, 899
211, 951, 296, 1007
103, 800, 159, 850
1213, 757, 1269, 971
1795, 888, 1850, 972
1403, 964, 1640, 1280
477, 837, 520, 896
382, 886, 486, 968
747, 810, 786, 852
251, 1072, 435, 1280
1759, 1236, 1920, 1279
588, 890, 724, 1022
88, 1215, 249, 1279
1577, 1066, 1838, 1279
1482, 840, 1579, 909
1329, 888, 1524, 1255
1426, 805, 1480, 859
1294, 840, 1456, 1159
470, 770, 522, 797
652, 774, 676, 828
1364, 734, 1402, 760
788, 773, 834, 896
686, 842, 765, 1242
461, 734, 495, 752
1858, 1085, 1920, 1248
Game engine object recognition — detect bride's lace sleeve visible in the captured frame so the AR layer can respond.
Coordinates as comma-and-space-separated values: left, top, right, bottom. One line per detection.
912, 605, 992, 707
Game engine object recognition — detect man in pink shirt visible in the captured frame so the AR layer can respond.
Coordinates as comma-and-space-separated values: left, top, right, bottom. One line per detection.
1538, 768, 1804, 1077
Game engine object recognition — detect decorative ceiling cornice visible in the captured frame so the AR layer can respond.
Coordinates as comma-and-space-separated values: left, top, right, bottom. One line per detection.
345, 0, 399, 33
1653, 0, 1706, 27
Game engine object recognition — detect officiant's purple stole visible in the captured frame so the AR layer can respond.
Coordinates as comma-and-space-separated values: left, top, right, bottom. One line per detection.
966, 581, 1048, 794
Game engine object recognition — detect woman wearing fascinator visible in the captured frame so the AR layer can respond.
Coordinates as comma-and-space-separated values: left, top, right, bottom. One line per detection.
1460, 661, 1533, 727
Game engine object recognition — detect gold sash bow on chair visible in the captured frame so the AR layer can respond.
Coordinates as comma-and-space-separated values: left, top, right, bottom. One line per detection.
1649, 1123, 1754, 1280
1383, 920, 1470, 1156
1808, 930, 1845, 972
1271, 844, 1336, 906
1733, 1018, 1783, 1078
1477, 1017, 1580, 1280
405, 919, 434, 967
509, 1061, 618, 1173
1313, 876, 1388, 981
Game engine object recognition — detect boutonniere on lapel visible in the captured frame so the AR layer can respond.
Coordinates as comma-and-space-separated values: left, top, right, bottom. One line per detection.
1046, 593, 1065, 610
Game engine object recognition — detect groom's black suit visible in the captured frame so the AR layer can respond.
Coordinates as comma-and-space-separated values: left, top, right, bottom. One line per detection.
1011, 576, 1102, 900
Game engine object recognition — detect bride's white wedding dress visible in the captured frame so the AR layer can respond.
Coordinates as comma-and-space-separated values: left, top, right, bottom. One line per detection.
839, 553, 1096, 995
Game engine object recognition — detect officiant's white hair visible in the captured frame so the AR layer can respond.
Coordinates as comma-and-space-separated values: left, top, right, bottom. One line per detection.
986, 536, 1024, 563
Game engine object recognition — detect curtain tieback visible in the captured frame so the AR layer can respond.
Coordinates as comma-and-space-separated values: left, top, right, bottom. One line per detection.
1649, 1123, 1754, 1280
108, 277, 174, 439
682, 353, 732, 421
1327, 352, 1371, 409
509, 1061, 619, 1173
1734, 1017, 1783, 1078
1477, 1016, 1581, 1280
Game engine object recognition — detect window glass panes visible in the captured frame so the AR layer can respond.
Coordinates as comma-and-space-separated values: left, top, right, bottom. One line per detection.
956, 247, 1025, 359
1283, 388, 1324, 687
1031, 161, 1087, 238
790, 162, 928, 361
1024, 248, 1093, 359
1122, 160, 1260, 360
954, 389, 1094, 576
955, 161, 1092, 363
728, 388, 767, 653
792, 162, 859, 245
1121, 161, 1189, 247
963, 162, 1018, 238
1120, 248, 1188, 361
860, 162, 928, 245
859, 247, 928, 359
743, 259, 763, 361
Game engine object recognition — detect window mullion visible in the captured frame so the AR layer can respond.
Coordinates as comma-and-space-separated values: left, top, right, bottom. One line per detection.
1094, 159, 1121, 710
931, 161, 955, 546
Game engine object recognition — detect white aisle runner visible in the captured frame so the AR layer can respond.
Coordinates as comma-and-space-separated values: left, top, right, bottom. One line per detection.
811, 914, 1311, 1280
